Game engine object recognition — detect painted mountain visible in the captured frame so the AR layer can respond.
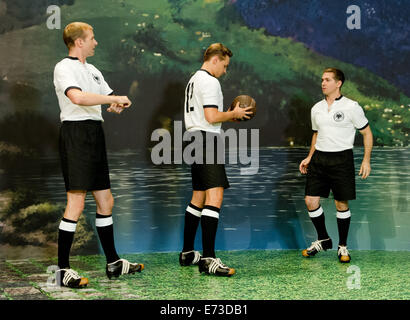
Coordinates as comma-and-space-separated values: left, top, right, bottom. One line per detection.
0, 0, 408, 154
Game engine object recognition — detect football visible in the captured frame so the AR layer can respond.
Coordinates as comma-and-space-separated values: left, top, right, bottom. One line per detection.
229, 95, 256, 121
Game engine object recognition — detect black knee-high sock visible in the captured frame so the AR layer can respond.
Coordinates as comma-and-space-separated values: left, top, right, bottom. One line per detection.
337, 209, 351, 246
201, 205, 220, 258
182, 203, 202, 252
96, 213, 120, 264
308, 206, 329, 240
58, 217, 77, 269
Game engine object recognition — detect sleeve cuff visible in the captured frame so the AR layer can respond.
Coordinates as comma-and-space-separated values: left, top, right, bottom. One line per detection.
203, 105, 218, 109
64, 86, 82, 96
357, 122, 369, 131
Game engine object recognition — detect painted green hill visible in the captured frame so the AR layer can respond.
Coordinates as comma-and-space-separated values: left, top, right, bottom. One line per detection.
0, 0, 408, 148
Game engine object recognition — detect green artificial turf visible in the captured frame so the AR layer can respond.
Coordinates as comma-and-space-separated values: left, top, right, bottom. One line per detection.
2, 250, 409, 300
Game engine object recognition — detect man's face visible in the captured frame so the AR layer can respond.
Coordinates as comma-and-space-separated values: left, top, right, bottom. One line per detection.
81, 29, 98, 57
321, 72, 341, 96
213, 55, 230, 78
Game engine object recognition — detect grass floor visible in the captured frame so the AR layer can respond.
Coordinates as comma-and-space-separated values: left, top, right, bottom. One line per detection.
1, 250, 409, 300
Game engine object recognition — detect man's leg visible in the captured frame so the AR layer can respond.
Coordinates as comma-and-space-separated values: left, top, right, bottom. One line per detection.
305, 196, 329, 240
182, 190, 205, 252
57, 190, 89, 288
335, 200, 351, 263
198, 187, 235, 276
302, 195, 332, 257
180, 191, 205, 266
201, 187, 223, 258
92, 189, 120, 264
335, 200, 350, 246
92, 189, 144, 278
58, 190, 86, 269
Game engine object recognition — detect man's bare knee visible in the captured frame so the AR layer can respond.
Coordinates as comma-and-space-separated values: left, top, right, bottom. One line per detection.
191, 191, 205, 208
335, 200, 349, 211
205, 187, 224, 208
97, 195, 114, 215
305, 196, 320, 211
65, 191, 86, 220
92, 189, 114, 215
108, 193, 114, 209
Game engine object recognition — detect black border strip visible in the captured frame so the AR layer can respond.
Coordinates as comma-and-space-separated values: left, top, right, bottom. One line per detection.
64, 86, 82, 96
358, 122, 369, 131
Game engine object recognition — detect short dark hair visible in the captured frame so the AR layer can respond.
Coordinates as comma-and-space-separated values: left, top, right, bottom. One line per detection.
323, 68, 345, 87
203, 43, 233, 62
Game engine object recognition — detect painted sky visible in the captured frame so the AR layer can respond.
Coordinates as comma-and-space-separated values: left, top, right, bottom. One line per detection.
234, 0, 410, 95
1, 0, 408, 95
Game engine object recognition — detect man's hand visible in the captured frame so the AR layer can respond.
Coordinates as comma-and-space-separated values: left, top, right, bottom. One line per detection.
107, 103, 125, 114
359, 160, 371, 179
299, 157, 311, 174
107, 96, 132, 114
114, 96, 132, 108
232, 101, 253, 121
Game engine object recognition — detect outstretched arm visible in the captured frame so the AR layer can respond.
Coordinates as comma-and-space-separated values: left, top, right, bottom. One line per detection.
66, 88, 131, 107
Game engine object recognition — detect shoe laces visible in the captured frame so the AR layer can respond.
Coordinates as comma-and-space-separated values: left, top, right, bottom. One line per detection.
308, 240, 324, 252
182, 250, 201, 264
118, 259, 130, 274
61, 268, 81, 285
338, 246, 349, 256
208, 258, 228, 274
192, 251, 201, 264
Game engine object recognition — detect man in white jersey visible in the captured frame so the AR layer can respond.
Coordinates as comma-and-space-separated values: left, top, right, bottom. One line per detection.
53, 22, 143, 288
299, 68, 373, 263
179, 43, 252, 276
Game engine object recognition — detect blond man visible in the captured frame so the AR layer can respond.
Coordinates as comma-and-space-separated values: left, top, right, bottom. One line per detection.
53, 22, 143, 288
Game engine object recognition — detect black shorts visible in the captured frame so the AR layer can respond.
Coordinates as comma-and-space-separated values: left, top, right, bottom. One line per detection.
305, 149, 355, 201
189, 130, 230, 191
59, 120, 111, 192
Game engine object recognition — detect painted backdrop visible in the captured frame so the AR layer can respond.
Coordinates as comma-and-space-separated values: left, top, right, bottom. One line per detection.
0, 0, 409, 259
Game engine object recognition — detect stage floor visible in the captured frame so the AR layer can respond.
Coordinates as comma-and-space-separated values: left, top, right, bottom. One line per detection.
1, 250, 409, 300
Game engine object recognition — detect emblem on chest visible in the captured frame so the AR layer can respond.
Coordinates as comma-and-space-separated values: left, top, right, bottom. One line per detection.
333, 111, 345, 122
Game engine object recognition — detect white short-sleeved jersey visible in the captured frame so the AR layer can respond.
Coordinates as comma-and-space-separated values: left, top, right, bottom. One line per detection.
184, 69, 223, 133
311, 96, 369, 152
54, 57, 113, 122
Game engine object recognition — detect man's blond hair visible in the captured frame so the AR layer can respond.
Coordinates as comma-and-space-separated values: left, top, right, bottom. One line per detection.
203, 43, 233, 62
63, 22, 93, 49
